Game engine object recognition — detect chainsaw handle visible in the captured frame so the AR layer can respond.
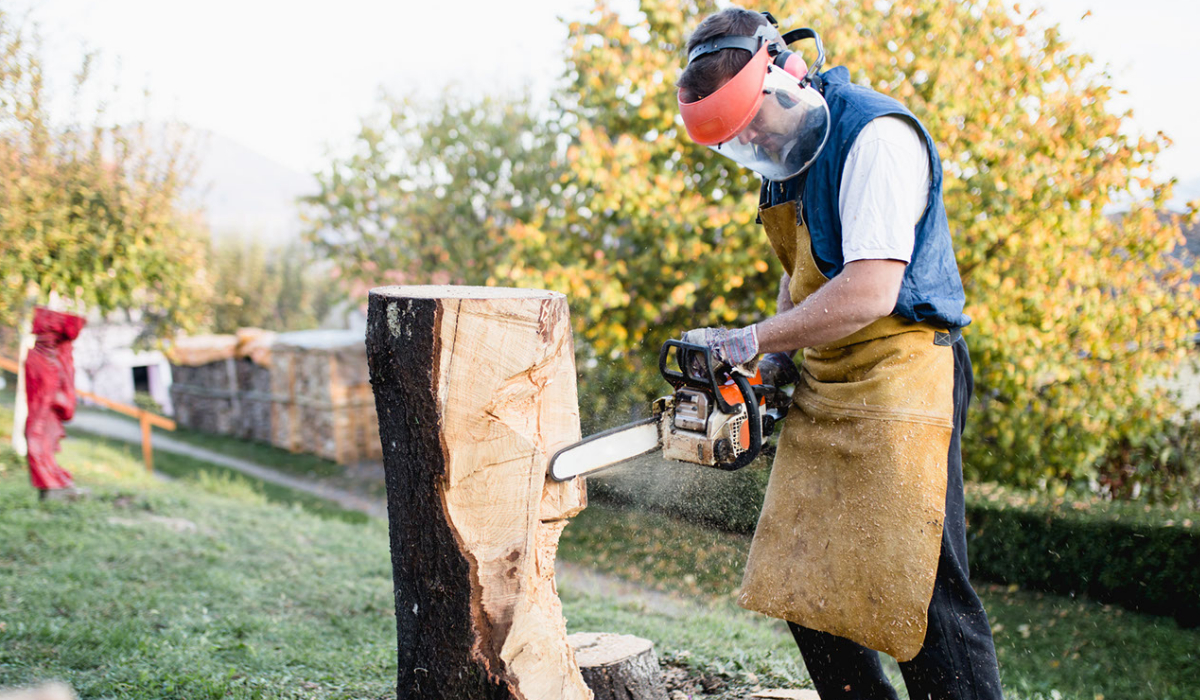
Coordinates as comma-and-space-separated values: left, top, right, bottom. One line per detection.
659, 340, 738, 412
660, 339, 765, 469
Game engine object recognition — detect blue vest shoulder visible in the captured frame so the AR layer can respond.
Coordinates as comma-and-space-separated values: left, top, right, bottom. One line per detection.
768, 66, 970, 330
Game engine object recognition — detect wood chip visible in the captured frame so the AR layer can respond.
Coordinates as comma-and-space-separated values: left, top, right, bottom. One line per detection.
748, 690, 820, 700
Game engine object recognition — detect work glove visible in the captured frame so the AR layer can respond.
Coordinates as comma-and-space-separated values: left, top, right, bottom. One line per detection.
681, 326, 759, 376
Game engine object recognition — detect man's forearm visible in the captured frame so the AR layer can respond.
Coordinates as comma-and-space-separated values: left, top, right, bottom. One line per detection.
756, 259, 906, 354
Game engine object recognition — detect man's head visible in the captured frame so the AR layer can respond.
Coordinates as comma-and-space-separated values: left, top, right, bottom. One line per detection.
677, 8, 773, 104
675, 7, 831, 181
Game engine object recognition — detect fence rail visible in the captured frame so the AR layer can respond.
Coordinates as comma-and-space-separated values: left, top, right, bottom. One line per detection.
1, 354, 174, 471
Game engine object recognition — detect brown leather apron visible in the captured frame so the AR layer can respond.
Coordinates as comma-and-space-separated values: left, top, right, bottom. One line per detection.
737, 200, 954, 662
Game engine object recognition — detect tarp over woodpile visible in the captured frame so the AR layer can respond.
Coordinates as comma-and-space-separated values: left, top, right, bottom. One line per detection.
166, 334, 238, 367
167, 328, 276, 368
236, 328, 276, 367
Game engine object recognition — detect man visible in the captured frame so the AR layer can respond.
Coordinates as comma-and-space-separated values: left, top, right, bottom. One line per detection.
674, 7, 1004, 699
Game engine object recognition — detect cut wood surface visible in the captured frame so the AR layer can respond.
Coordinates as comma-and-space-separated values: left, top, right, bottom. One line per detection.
569, 633, 668, 700
366, 285, 589, 700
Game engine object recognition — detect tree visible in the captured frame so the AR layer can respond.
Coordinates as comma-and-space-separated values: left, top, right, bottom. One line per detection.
500, 0, 781, 430
302, 93, 565, 300
207, 238, 344, 334
533, 0, 1200, 492
0, 11, 209, 341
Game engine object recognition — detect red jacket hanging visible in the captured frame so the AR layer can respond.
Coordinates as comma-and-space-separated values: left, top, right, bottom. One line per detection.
25, 307, 86, 491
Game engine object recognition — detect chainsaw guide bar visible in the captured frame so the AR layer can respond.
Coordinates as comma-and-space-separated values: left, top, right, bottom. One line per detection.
547, 341, 792, 482
548, 417, 660, 481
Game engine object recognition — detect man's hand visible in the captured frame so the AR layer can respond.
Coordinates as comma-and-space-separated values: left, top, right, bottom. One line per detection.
681, 326, 759, 375
757, 352, 801, 388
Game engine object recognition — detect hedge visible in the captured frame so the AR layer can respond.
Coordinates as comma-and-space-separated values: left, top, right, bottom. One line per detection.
587, 455, 1199, 627
966, 487, 1199, 628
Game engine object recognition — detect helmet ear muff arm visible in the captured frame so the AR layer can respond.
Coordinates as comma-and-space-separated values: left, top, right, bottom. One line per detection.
780, 27, 825, 83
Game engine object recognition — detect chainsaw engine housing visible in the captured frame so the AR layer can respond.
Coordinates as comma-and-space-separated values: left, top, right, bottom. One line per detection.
656, 390, 749, 467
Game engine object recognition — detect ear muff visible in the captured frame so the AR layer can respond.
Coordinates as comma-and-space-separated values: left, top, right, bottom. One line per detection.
773, 50, 808, 81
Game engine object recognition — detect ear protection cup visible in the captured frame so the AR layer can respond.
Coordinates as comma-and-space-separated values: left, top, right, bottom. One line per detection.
773, 50, 808, 80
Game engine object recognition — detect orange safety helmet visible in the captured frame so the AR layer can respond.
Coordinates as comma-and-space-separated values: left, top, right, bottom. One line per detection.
678, 17, 830, 181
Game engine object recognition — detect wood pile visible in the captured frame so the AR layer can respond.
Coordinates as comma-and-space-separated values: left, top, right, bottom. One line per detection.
270, 330, 381, 464
168, 334, 241, 436
167, 328, 381, 465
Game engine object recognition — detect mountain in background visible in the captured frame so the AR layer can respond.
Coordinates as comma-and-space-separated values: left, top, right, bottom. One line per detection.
1175, 176, 1200, 210
184, 130, 319, 247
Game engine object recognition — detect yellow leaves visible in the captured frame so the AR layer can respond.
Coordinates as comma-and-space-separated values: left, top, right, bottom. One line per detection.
490, 0, 1200, 494
669, 282, 696, 307
507, 222, 547, 245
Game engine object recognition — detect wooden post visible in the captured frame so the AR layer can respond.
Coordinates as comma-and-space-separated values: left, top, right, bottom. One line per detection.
366, 286, 590, 700
140, 415, 154, 473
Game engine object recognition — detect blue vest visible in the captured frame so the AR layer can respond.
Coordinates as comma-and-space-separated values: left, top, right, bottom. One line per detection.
764, 66, 970, 330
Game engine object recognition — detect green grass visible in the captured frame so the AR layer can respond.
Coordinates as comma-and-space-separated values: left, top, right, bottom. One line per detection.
75, 405, 388, 500
79, 433, 372, 525
560, 502, 1200, 700
3, 391, 1198, 699
77, 406, 347, 480
0, 424, 806, 699
0, 436, 398, 699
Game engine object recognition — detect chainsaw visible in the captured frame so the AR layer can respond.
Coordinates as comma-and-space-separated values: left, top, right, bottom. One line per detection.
549, 340, 793, 481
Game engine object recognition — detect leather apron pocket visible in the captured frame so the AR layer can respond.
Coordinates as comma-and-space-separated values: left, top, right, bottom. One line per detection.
739, 200, 953, 662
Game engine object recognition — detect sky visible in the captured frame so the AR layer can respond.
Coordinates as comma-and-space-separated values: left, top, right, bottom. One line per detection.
6, 0, 1200, 199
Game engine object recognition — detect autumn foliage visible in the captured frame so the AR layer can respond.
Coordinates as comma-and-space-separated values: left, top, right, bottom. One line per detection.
307, 0, 1200, 498
0, 12, 209, 340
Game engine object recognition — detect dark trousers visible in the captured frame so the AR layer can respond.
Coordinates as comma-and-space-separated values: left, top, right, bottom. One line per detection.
788, 338, 1004, 700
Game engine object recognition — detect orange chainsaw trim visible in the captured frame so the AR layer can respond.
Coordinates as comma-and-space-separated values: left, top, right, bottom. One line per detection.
720, 369, 766, 450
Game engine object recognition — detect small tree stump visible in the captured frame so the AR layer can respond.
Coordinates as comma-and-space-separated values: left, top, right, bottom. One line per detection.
366, 286, 590, 700
569, 633, 668, 700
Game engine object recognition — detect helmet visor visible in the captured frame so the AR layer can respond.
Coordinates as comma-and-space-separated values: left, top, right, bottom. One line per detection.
707, 65, 830, 181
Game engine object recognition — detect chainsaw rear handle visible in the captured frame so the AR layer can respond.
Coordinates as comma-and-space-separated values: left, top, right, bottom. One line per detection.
659, 340, 764, 470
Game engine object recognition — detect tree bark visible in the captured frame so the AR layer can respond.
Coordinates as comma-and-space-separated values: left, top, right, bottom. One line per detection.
569, 633, 667, 700
366, 285, 590, 700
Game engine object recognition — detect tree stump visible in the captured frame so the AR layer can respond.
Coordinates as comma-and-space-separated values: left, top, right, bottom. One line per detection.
366, 286, 590, 700
569, 633, 668, 700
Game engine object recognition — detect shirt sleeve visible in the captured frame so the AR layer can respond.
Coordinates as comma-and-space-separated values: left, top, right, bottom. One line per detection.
838, 115, 931, 264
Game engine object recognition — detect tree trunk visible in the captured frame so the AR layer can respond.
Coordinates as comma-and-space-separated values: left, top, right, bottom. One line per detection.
569, 633, 668, 700
366, 285, 591, 700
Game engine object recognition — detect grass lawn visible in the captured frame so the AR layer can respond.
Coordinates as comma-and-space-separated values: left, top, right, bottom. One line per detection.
70, 405, 377, 497
0, 436, 397, 699
559, 503, 1200, 700
1, 394, 1197, 699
